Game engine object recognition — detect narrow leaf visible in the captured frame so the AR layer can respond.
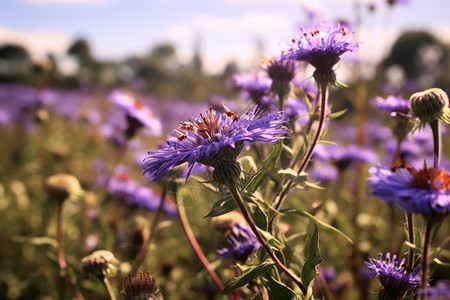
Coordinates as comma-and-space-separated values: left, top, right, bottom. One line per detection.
222, 261, 275, 294
262, 272, 299, 299
204, 195, 237, 218
248, 140, 283, 192
281, 208, 353, 244
278, 169, 308, 184
301, 222, 323, 288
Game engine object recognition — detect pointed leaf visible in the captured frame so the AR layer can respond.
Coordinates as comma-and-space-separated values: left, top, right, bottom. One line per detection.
278, 169, 308, 184
246, 202, 268, 231
204, 194, 237, 218
262, 272, 299, 299
301, 222, 323, 288
281, 208, 353, 244
222, 261, 275, 294
248, 140, 283, 192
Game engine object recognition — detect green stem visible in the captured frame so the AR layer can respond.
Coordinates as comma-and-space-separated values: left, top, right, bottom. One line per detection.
268, 83, 328, 231
132, 187, 167, 275
406, 212, 415, 272
101, 276, 117, 300
420, 221, 434, 298
229, 185, 307, 295
177, 200, 236, 300
429, 119, 441, 169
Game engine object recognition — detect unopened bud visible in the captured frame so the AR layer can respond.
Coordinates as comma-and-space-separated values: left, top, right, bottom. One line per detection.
45, 174, 81, 203
80, 250, 117, 278
410, 88, 450, 125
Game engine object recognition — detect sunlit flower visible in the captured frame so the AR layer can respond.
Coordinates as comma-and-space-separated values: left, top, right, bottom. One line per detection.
367, 164, 450, 215
281, 24, 359, 85
365, 253, 422, 299
217, 222, 259, 262
142, 106, 287, 184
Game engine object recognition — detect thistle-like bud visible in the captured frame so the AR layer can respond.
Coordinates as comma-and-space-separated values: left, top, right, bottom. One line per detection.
409, 88, 450, 126
45, 174, 82, 203
121, 271, 163, 300
80, 250, 117, 278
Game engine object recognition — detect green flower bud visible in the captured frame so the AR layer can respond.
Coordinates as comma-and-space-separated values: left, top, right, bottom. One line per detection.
410, 88, 450, 126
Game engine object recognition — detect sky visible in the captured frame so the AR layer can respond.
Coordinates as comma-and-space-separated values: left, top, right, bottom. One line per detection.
1, 0, 450, 74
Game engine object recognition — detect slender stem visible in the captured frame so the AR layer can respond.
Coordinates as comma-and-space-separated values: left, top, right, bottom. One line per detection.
176, 201, 235, 300
56, 200, 85, 300
229, 185, 307, 295
406, 212, 415, 271
268, 83, 328, 231
317, 265, 333, 300
420, 221, 433, 298
429, 119, 441, 169
101, 276, 117, 300
132, 187, 167, 275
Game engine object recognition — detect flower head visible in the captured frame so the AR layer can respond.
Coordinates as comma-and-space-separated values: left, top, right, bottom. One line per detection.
230, 72, 274, 110
418, 280, 450, 300
80, 250, 117, 278
217, 222, 260, 262
45, 174, 82, 203
371, 95, 410, 113
367, 164, 450, 215
142, 106, 287, 185
281, 24, 359, 86
409, 88, 450, 127
365, 253, 422, 299
121, 271, 163, 300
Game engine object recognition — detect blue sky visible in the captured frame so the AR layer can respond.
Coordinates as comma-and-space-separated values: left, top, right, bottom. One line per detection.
1, 0, 450, 74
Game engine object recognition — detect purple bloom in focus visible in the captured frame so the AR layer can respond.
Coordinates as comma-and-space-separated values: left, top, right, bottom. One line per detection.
371, 95, 410, 113
365, 253, 422, 299
281, 24, 359, 85
418, 280, 450, 300
367, 164, 450, 215
217, 223, 259, 262
143, 106, 287, 183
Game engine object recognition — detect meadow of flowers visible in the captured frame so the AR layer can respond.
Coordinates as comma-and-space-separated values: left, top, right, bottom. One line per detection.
1, 2, 450, 300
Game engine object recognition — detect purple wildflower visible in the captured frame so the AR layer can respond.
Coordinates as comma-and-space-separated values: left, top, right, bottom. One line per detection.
142, 106, 287, 183
217, 222, 259, 262
108, 164, 137, 196
281, 24, 359, 85
365, 253, 422, 299
418, 280, 450, 300
370, 95, 410, 113
109, 90, 162, 137
367, 164, 450, 215
230, 71, 274, 111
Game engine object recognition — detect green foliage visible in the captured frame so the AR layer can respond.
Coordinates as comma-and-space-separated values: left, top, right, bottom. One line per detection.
222, 261, 275, 294
300, 222, 323, 289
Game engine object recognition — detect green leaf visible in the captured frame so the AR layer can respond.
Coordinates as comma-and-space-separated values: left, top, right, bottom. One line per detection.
12, 236, 58, 249
328, 108, 347, 119
222, 261, 275, 294
281, 208, 353, 244
262, 272, 299, 299
301, 222, 323, 288
244, 192, 282, 218
246, 202, 268, 231
248, 140, 283, 192
258, 228, 285, 250
204, 194, 237, 218
278, 168, 308, 184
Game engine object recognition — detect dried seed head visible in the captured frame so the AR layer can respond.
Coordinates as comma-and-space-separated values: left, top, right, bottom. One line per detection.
410, 88, 450, 125
45, 174, 81, 203
211, 211, 245, 233
121, 271, 163, 300
80, 250, 117, 277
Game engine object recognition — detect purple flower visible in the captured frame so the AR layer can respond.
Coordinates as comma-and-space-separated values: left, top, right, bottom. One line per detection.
370, 95, 410, 113
418, 280, 450, 300
229, 71, 274, 110
143, 106, 287, 183
109, 90, 162, 137
281, 24, 359, 85
128, 186, 160, 211
365, 253, 422, 299
367, 164, 450, 215
261, 57, 298, 85
217, 223, 259, 262
108, 164, 137, 196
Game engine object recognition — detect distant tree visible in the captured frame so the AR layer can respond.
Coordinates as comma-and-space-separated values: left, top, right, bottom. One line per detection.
67, 38, 93, 66
0, 44, 30, 60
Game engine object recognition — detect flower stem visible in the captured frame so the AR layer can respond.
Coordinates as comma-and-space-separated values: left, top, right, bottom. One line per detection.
176, 201, 236, 300
56, 201, 85, 300
419, 221, 434, 299
429, 119, 441, 169
101, 276, 117, 300
228, 185, 307, 295
269, 83, 328, 231
132, 187, 167, 276
406, 212, 415, 271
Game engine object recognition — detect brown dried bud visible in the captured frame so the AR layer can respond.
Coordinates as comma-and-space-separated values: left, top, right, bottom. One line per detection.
121, 271, 163, 300
45, 174, 81, 203
80, 250, 116, 277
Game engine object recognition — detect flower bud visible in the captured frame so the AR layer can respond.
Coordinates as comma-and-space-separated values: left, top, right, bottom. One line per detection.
410, 88, 450, 125
80, 250, 117, 278
121, 271, 163, 300
45, 174, 81, 203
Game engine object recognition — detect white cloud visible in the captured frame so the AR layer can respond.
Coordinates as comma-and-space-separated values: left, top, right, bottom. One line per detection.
26, 0, 107, 4
0, 26, 71, 58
